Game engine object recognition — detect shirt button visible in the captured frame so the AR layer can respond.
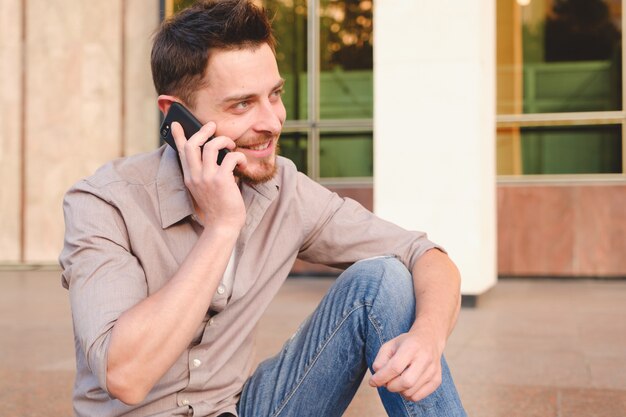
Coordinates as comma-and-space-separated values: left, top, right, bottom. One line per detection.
192, 358, 202, 368
209, 318, 215, 326
182, 399, 189, 405
217, 285, 225, 295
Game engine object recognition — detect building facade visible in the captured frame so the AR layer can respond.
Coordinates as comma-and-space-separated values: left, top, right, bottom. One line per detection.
0, 0, 624, 295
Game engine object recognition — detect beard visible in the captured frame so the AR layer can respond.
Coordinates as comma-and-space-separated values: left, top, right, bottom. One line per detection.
234, 141, 280, 185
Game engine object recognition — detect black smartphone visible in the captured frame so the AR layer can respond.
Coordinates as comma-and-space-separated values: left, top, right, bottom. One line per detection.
159, 102, 229, 165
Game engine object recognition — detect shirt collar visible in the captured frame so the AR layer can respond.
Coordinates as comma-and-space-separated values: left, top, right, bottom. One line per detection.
156, 145, 281, 229
156, 146, 194, 229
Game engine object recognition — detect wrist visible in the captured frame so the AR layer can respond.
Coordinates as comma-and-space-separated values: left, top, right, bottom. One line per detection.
409, 317, 448, 353
202, 223, 242, 241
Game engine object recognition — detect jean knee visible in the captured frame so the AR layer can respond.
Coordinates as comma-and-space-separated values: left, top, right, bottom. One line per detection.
337, 257, 414, 312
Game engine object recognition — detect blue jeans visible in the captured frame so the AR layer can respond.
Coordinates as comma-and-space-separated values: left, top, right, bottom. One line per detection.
238, 257, 466, 417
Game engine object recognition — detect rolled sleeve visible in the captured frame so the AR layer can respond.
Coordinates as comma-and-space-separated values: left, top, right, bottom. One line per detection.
296, 173, 443, 271
59, 181, 148, 393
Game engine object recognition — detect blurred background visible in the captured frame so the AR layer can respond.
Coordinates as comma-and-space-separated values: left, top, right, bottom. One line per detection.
0, 0, 624, 288
1, 1, 626, 416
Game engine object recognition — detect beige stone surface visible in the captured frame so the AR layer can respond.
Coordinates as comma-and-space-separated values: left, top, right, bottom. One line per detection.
16, 1, 161, 263
123, 0, 160, 156
0, 0, 23, 262
23, 2, 121, 262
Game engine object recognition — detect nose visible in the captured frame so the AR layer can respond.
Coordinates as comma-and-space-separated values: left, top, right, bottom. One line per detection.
253, 99, 285, 136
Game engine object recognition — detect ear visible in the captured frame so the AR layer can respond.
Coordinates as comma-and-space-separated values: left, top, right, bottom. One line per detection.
157, 95, 178, 115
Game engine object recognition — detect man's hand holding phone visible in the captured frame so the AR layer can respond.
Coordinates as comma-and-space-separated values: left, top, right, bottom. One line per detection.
171, 120, 247, 231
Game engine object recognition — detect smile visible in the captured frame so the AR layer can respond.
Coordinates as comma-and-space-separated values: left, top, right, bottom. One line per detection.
240, 140, 272, 151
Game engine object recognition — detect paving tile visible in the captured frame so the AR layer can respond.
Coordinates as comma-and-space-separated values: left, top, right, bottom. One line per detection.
0, 369, 74, 417
559, 387, 626, 417
456, 383, 558, 417
451, 345, 591, 388
577, 313, 626, 357
587, 356, 626, 391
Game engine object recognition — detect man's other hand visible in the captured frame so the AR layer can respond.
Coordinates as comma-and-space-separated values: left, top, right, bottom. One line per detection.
368, 325, 444, 402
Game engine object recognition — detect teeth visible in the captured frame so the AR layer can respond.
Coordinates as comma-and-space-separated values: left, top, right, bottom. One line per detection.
248, 142, 270, 151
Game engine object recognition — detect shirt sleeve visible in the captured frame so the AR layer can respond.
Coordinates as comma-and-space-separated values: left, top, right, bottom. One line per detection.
59, 180, 148, 394
295, 172, 444, 271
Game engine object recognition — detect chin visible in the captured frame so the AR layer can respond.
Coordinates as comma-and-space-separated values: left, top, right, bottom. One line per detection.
236, 158, 278, 185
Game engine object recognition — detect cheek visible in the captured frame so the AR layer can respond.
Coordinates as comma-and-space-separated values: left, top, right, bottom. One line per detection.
277, 101, 287, 123
219, 119, 249, 140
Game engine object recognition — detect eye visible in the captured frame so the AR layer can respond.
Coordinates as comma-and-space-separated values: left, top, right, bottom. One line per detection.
271, 88, 284, 100
234, 101, 249, 110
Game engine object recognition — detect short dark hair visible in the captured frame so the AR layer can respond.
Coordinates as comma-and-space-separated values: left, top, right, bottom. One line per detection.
151, 0, 276, 107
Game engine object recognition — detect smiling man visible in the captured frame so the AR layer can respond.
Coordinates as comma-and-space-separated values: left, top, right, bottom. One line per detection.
59, 1, 467, 417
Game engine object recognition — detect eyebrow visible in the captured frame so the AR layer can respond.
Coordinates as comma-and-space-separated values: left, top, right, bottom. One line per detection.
221, 78, 286, 104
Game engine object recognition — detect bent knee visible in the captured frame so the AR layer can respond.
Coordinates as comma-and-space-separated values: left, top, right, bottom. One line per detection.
338, 256, 413, 301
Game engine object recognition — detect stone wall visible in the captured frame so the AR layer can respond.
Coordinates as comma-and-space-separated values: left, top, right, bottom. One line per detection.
0, 0, 159, 263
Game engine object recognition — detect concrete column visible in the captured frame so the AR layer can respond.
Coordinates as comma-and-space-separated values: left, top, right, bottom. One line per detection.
123, 0, 159, 156
25, 1, 123, 262
18, 1, 159, 263
374, 0, 497, 295
0, 0, 23, 262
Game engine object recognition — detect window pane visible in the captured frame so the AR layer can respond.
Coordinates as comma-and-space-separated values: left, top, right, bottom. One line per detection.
279, 131, 308, 172
497, 0, 622, 114
320, 132, 372, 177
264, 0, 308, 121
171, 0, 196, 12
320, 0, 373, 119
497, 124, 622, 175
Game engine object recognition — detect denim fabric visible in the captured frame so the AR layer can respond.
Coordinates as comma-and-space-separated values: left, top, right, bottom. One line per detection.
238, 257, 467, 417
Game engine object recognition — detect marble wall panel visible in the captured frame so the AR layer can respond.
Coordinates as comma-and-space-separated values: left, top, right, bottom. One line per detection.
0, 0, 23, 262
575, 186, 626, 276
123, 0, 159, 156
498, 184, 626, 277
498, 185, 575, 276
24, 1, 123, 262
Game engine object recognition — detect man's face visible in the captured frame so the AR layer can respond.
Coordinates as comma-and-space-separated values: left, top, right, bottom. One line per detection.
192, 43, 286, 184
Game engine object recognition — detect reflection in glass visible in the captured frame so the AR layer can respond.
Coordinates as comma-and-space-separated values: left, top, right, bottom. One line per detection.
320, 132, 372, 177
265, 0, 308, 121
497, 0, 622, 114
497, 124, 622, 175
279, 131, 308, 172
320, 0, 373, 119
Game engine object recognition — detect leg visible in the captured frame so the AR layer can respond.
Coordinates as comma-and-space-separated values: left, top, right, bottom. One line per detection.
238, 257, 466, 417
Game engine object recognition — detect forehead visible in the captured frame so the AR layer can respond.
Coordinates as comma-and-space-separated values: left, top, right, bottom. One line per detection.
204, 43, 280, 93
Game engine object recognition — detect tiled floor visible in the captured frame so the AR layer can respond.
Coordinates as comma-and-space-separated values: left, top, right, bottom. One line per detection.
1, 269, 625, 416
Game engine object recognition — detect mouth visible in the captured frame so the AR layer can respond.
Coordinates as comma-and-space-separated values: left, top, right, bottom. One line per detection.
236, 138, 276, 158
239, 141, 271, 151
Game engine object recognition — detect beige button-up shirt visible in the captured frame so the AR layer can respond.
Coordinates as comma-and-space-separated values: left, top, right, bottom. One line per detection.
59, 145, 438, 417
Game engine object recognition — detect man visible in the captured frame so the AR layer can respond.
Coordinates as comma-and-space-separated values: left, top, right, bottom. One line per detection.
60, 1, 467, 416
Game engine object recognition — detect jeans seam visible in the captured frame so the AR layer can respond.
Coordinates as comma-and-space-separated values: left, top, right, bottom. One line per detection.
366, 261, 416, 417
271, 302, 372, 417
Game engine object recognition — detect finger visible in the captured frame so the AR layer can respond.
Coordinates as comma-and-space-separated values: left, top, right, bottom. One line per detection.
188, 121, 217, 148
401, 371, 442, 403
370, 348, 410, 388
201, 136, 236, 170
399, 359, 440, 398
385, 361, 423, 393
372, 341, 395, 373
217, 151, 247, 175
171, 121, 188, 154
171, 122, 193, 176
185, 122, 217, 173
